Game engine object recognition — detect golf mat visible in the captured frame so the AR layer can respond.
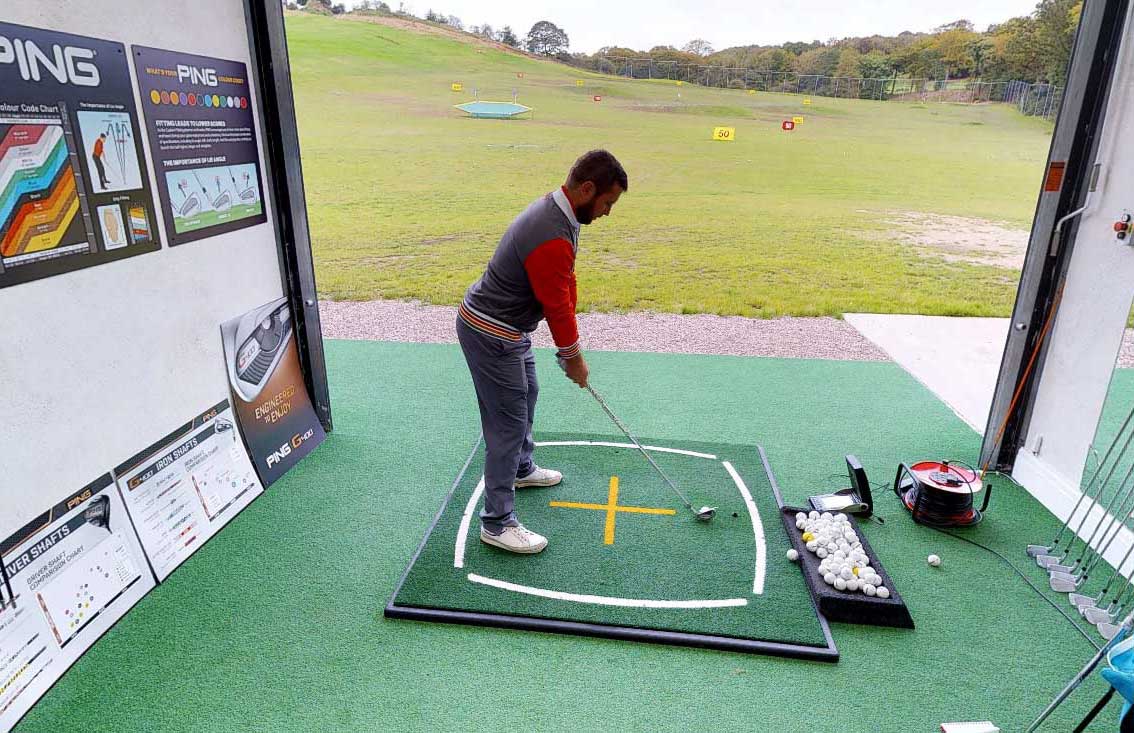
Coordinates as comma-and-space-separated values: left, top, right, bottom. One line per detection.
386, 433, 837, 660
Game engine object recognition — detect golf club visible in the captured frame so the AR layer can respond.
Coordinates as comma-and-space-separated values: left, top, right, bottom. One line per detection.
1053, 466, 1134, 592
1029, 404, 1134, 560
1025, 608, 1134, 732
1047, 460, 1134, 591
1037, 419, 1134, 570
1076, 539, 1134, 621
583, 383, 716, 521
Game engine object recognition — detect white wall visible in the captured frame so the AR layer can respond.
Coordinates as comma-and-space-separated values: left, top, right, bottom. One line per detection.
0, 1, 283, 536
1012, 1, 1134, 550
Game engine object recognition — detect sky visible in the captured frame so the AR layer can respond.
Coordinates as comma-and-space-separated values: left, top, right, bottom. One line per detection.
360, 0, 1042, 53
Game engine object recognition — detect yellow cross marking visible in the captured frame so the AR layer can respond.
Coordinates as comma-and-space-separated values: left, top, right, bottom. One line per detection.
550, 476, 676, 545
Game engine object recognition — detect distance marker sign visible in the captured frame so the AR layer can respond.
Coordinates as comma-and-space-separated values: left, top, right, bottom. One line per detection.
133, 46, 266, 246
712, 126, 735, 141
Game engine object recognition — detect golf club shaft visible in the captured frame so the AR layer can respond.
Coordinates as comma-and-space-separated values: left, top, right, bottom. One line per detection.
1055, 424, 1134, 562
1065, 459, 1134, 570
585, 384, 695, 511
1075, 465, 1134, 577
1049, 404, 1134, 548
1025, 611, 1132, 732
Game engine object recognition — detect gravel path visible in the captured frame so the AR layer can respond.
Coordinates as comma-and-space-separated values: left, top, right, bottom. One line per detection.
318, 300, 890, 361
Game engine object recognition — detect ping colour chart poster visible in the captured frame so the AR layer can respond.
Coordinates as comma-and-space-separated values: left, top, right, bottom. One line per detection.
0, 22, 160, 289
113, 399, 263, 581
132, 46, 266, 246
0, 475, 154, 731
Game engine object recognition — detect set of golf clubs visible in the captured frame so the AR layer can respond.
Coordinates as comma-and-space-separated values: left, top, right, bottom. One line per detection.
1027, 399, 1134, 639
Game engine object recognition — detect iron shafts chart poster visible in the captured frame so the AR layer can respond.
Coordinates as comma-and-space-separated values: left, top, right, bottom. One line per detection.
132, 46, 266, 246
113, 399, 264, 581
0, 475, 154, 731
221, 297, 326, 486
0, 23, 160, 289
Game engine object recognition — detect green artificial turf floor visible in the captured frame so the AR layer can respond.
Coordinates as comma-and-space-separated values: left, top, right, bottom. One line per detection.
12, 340, 1123, 732
390, 433, 832, 654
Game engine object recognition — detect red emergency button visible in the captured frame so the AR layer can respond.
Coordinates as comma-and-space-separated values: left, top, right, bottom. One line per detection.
1116, 221, 1129, 232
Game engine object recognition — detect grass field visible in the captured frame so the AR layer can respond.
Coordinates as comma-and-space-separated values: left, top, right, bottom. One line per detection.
287, 13, 1055, 317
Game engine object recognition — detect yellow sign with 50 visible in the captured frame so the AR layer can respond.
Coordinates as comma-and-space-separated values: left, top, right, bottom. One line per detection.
451, 82, 463, 92
792, 115, 805, 124
712, 126, 736, 141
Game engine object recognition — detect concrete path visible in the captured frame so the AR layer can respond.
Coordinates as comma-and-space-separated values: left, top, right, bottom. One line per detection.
844, 314, 1011, 434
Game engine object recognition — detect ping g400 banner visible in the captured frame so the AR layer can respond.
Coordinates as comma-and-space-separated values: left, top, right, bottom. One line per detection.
0, 22, 160, 289
221, 298, 326, 486
0, 475, 154, 731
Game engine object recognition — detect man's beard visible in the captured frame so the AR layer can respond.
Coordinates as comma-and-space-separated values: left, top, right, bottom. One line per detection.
576, 199, 596, 225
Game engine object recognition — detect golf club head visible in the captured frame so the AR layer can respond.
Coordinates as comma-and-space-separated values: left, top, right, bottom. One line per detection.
1048, 569, 1080, 584
1069, 592, 1099, 610
1099, 621, 1124, 640
1084, 606, 1116, 625
1027, 544, 1053, 558
695, 506, 716, 522
1036, 554, 1066, 568
1050, 575, 1082, 593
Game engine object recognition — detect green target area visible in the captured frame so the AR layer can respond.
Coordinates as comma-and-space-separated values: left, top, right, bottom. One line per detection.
387, 433, 836, 659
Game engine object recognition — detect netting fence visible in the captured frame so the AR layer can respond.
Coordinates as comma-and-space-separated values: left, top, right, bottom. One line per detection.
577, 55, 1064, 119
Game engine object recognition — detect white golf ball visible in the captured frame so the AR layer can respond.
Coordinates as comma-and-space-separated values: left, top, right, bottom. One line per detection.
824, 572, 836, 585
816, 548, 828, 559
863, 583, 877, 596
820, 512, 832, 520
839, 568, 853, 581
806, 540, 818, 551
834, 577, 847, 591
928, 554, 942, 567
786, 549, 799, 562
846, 578, 860, 592
876, 586, 890, 599
808, 511, 819, 520
795, 512, 807, 522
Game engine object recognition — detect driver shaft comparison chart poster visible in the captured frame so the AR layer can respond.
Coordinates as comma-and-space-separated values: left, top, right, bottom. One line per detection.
0, 475, 154, 731
0, 22, 160, 289
132, 46, 266, 246
113, 399, 264, 581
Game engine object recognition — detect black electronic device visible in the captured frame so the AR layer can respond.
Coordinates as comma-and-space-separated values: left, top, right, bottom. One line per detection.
809, 455, 873, 516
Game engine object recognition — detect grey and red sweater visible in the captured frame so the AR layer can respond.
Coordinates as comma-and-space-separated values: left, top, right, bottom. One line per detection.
459, 187, 582, 359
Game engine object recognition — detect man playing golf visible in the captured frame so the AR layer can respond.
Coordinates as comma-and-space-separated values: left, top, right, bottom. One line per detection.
457, 149, 627, 555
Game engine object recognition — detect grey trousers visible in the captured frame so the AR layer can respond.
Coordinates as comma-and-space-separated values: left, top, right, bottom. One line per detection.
456, 317, 537, 533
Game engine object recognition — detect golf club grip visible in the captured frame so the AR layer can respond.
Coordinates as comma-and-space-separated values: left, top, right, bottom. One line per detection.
586, 386, 693, 507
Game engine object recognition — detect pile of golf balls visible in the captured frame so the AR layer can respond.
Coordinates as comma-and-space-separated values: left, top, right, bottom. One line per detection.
794, 510, 890, 599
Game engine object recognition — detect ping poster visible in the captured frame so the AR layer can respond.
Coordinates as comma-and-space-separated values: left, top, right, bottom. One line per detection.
220, 297, 325, 486
113, 399, 264, 581
0, 475, 154, 731
0, 22, 160, 289
133, 46, 266, 246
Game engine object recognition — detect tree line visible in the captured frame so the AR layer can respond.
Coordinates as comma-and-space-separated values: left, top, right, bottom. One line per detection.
291, 0, 1078, 86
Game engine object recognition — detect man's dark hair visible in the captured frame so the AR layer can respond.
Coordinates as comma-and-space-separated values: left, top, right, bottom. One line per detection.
567, 149, 628, 194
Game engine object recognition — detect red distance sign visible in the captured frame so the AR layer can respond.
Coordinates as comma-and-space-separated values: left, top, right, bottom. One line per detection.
782, 120, 795, 131
594, 95, 602, 102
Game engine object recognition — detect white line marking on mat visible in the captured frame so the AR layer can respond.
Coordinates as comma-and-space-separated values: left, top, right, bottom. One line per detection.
534, 440, 717, 459
723, 460, 766, 595
454, 476, 485, 569
467, 574, 748, 608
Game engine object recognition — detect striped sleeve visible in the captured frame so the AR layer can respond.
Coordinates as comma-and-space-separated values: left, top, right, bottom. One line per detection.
524, 238, 580, 358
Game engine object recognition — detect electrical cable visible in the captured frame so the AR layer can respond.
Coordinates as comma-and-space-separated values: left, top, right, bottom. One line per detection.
932, 522, 1101, 649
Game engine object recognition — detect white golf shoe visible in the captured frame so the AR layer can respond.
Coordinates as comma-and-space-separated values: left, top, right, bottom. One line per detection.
480, 524, 548, 554
515, 465, 562, 488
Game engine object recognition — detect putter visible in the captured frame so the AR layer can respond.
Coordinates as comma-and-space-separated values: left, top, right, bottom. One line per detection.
1029, 404, 1134, 559
583, 383, 715, 521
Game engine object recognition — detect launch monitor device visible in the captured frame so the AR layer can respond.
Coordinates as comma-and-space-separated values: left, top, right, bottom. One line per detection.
810, 455, 873, 516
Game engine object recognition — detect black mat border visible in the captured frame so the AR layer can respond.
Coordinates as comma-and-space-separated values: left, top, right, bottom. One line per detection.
385, 436, 840, 662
